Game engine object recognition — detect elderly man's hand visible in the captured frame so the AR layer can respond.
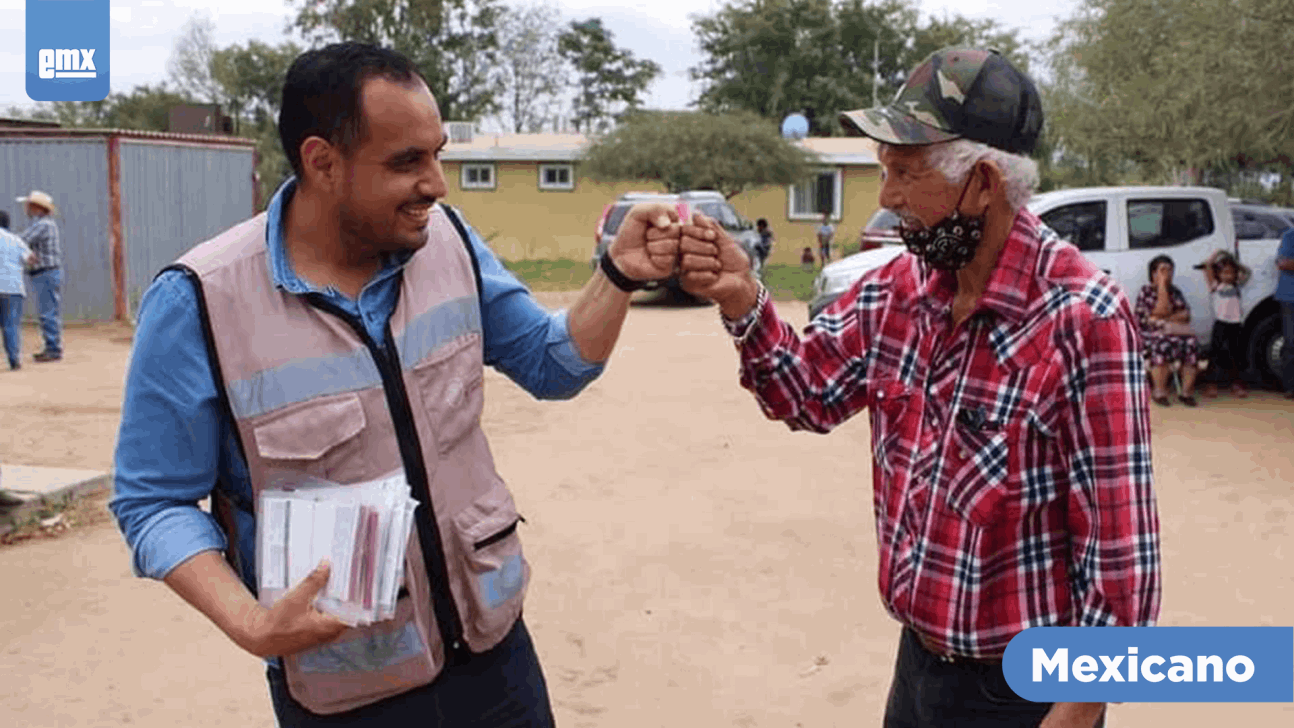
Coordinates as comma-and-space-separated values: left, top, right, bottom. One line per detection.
606, 203, 682, 283
678, 214, 759, 318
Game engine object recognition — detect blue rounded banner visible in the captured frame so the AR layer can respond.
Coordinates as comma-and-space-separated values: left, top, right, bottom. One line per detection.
1004, 627, 1293, 702
26, 0, 111, 102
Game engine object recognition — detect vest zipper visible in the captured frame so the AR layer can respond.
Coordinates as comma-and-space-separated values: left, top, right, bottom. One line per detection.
303, 293, 469, 664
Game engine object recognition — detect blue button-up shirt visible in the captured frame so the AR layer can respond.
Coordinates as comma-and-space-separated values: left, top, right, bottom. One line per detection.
110, 179, 605, 586
20, 216, 61, 270
0, 229, 31, 296
1277, 228, 1294, 303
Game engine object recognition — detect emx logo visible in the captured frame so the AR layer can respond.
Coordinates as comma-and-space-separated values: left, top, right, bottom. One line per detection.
26, 0, 111, 101
39, 49, 98, 79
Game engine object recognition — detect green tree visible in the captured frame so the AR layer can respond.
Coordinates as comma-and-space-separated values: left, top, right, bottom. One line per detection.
556, 19, 661, 134
29, 86, 188, 131
690, 0, 1026, 136
1043, 0, 1294, 190
210, 40, 303, 131
581, 110, 818, 199
909, 13, 1030, 73
167, 13, 224, 104
288, 0, 504, 122
205, 39, 303, 208
494, 2, 568, 133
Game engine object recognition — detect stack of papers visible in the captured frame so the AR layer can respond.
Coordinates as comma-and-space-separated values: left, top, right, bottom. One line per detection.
257, 471, 420, 626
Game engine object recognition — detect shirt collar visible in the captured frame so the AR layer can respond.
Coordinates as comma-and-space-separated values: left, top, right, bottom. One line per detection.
917, 208, 1043, 326
265, 176, 413, 295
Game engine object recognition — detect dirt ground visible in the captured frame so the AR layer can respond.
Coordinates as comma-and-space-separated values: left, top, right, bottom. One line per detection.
1, 293, 1292, 727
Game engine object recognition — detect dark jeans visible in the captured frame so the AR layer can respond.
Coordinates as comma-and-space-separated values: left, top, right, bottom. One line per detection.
1282, 302, 1294, 394
1207, 320, 1245, 385
26, 267, 61, 356
0, 293, 22, 367
267, 617, 555, 728
884, 628, 1105, 728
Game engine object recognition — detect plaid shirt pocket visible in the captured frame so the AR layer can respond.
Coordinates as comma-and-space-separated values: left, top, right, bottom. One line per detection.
943, 422, 1013, 527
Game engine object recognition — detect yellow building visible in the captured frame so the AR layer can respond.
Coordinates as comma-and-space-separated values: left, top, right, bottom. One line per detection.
440, 130, 881, 266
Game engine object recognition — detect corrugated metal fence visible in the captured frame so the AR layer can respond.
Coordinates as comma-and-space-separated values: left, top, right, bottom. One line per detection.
0, 138, 115, 321
120, 141, 255, 319
0, 130, 255, 323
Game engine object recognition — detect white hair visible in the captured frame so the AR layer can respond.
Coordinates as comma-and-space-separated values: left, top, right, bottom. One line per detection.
880, 139, 1039, 211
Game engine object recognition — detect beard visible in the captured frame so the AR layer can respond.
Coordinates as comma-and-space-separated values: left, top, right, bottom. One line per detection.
337, 198, 433, 256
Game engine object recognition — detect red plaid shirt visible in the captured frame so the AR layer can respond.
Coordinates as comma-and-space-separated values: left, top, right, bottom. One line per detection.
728, 210, 1161, 658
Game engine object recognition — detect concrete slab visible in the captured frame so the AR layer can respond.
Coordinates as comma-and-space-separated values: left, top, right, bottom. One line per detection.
0, 464, 112, 536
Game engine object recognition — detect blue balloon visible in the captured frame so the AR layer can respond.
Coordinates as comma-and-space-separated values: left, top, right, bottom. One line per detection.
781, 114, 809, 139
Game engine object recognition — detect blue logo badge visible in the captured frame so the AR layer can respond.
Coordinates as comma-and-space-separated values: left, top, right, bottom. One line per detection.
1003, 627, 1294, 703
26, 0, 111, 102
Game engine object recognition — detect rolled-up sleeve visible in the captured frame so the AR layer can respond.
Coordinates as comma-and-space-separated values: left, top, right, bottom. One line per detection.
109, 271, 228, 579
464, 220, 605, 400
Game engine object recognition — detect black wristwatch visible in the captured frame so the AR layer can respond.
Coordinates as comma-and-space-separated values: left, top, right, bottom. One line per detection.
600, 253, 648, 292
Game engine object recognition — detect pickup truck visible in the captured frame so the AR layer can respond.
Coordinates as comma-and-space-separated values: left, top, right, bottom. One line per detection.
808, 186, 1287, 387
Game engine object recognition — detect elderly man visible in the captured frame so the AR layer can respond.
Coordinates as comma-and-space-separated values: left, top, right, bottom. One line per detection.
16, 190, 63, 362
678, 48, 1160, 727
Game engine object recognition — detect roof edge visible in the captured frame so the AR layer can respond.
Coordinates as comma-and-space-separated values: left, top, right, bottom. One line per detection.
0, 127, 258, 147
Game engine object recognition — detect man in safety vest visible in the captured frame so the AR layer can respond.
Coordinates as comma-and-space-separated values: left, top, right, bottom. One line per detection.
110, 42, 683, 725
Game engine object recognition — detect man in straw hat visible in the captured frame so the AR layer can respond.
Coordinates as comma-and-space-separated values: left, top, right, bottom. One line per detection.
17, 190, 63, 362
677, 47, 1159, 726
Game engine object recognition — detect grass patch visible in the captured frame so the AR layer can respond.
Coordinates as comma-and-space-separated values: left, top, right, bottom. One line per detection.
502, 259, 595, 291
501, 258, 824, 302
761, 263, 821, 302
1, 490, 113, 546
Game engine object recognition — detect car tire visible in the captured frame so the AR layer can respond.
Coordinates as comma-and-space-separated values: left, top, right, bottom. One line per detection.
1245, 311, 1284, 389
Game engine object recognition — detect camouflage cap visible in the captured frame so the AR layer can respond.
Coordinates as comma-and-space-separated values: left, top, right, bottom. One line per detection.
840, 47, 1044, 156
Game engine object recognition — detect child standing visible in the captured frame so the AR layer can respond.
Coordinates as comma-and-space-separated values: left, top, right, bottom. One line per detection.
1201, 249, 1250, 398
816, 213, 835, 266
754, 218, 774, 278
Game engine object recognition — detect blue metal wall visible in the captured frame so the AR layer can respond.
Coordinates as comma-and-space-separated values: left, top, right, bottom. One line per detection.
0, 138, 115, 322
120, 141, 255, 319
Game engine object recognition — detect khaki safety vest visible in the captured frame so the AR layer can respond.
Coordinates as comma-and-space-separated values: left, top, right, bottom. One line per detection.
166, 204, 530, 714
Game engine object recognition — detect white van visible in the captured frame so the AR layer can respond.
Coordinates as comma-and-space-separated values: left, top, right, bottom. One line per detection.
809, 187, 1287, 386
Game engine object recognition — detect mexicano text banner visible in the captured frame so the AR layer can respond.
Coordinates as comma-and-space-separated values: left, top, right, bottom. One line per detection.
1004, 627, 1293, 703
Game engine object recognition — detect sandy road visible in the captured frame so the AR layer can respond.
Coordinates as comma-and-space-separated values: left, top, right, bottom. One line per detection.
1, 292, 1292, 727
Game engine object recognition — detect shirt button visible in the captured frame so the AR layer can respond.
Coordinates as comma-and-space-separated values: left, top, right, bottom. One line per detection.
959, 449, 970, 459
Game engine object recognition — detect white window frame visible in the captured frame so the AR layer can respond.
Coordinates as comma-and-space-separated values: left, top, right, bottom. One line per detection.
461, 163, 496, 190
538, 163, 575, 191
787, 167, 843, 221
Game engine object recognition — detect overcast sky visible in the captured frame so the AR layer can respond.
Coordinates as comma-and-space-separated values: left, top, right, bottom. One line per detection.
0, 0, 1079, 115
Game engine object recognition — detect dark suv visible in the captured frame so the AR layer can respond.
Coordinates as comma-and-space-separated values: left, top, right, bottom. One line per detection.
591, 191, 764, 293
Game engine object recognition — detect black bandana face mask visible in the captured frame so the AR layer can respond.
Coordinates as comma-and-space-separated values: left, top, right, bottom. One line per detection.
897, 174, 984, 272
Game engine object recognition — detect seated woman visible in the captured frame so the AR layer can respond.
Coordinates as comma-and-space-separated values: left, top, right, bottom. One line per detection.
1135, 255, 1202, 407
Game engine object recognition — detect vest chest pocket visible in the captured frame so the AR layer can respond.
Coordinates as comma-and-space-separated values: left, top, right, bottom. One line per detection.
412, 336, 485, 455
252, 394, 368, 483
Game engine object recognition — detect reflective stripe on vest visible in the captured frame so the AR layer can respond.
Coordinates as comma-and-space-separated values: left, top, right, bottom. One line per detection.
225, 295, 481, 419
